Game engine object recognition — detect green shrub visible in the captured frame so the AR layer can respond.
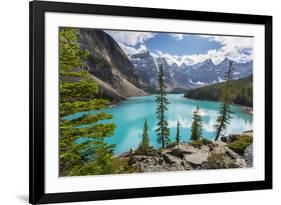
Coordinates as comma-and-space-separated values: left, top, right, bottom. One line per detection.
228, 134, 253, 154
207, 153, 237, 169
190, 138, 213, 148
201, 138, 212, 145
116, 157, 138, 174
190, 139, 203, 148
166, 142, 178, 148
135, 146, 154, 154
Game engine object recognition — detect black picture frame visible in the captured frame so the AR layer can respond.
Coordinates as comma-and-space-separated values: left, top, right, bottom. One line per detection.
29, 1, 272, 204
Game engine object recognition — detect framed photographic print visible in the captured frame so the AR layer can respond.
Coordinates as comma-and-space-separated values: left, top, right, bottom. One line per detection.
29, 0, 272, 204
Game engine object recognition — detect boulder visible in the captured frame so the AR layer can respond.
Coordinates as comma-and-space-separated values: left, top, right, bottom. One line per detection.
167, 148, 190, 158
163, 153, 182, 165
138, 161, 164, 173
178, 144, 198, 153
212, 141, 227, 154
165, 164, 186, 171
225, 147, 247, 168
225, 147, 240, 159
221, 134, 239, 143
234, 157, 247, 168
244, 144, 253, 167
128, 156, 137, 166
181, 160, 192, 170
200, 145, 210, 152
183, 152, 209, 165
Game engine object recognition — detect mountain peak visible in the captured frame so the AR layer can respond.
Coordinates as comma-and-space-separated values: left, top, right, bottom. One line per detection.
203, 58, 215, 65
219, 57, 231, 64
138, 49, 150, 55
131, 50, 150, 58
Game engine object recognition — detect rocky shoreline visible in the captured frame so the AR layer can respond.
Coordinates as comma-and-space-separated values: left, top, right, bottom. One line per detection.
118, 132, 253, 173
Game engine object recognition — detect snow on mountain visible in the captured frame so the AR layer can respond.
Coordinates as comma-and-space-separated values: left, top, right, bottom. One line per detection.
130, 49, 253, 90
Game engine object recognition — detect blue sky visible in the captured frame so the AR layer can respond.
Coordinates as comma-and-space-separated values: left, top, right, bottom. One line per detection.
104, 30, 253, 66
144, 33, 222, 55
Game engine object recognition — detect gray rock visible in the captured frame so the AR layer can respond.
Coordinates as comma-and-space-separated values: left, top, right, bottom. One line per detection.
225, 147, 240, 159
212, 141, 227, 154
163, 153, 182, 165
183, 152, 209, 165
234, 157, 247, 168
168, 148, 190, 158
244, 144, 253, 167
165, 164, 186, 171
121, 135, 251, 173
225, 147, 247, 168
138, 162, 164, 173
181, 160, 192, 170
200, 145, 210, 152
221, 134, 239, 143
178, 144, 199, 154
128, 156, 137, 166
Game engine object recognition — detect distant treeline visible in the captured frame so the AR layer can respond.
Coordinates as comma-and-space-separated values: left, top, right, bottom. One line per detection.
184, 75, 253, 107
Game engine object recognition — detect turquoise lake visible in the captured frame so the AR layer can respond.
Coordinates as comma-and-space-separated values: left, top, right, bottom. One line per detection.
66, 94, 253, 155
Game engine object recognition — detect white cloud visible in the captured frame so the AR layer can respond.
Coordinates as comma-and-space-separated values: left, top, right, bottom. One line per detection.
170, 34, 185, 41
155, 35, 253, 66
155, 50, 194, 66
104, 30, 155, 46
105, 30, 253, 66
198, 35, 254, 64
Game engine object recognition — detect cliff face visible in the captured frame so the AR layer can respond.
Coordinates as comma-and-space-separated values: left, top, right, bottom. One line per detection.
77, 29, 146, 100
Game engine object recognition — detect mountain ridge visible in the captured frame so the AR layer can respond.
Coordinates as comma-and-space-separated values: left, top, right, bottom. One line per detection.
129, 49, 253, 91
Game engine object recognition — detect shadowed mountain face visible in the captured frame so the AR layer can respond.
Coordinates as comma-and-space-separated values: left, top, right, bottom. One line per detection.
77, 29, 146, 100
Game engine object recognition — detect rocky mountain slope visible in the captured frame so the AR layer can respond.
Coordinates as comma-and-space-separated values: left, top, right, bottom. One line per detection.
77, 29, 147, 100
130, 50, 253, 91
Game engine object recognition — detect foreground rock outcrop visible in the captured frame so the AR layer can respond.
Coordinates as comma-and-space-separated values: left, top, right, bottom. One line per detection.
244, 144, 253, 167
119, 133, 253, 173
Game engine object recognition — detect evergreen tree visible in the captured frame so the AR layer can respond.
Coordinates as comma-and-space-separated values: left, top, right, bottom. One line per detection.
176, 119, 181, 144
190, 106, 203, 141
138, 118, 151, 151
155, 64, 170, 148
59, 28, 117, 176
184, 76, 252, 107
214, 61, 235, 141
